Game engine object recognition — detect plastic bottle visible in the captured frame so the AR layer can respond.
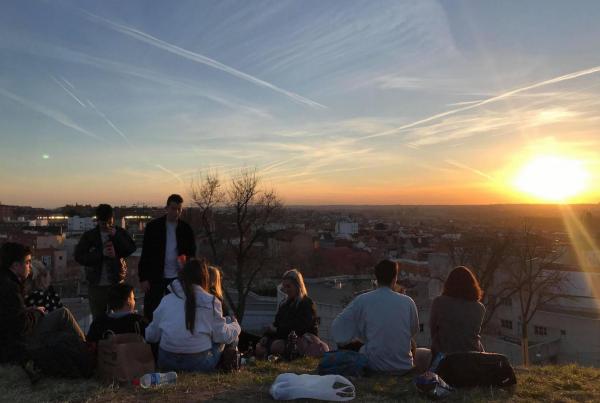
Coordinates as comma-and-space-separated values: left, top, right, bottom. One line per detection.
287, 330, 299, 361
135, 372, 177, 388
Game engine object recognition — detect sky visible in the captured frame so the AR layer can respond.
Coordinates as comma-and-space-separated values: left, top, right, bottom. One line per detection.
1, 0, 600, 207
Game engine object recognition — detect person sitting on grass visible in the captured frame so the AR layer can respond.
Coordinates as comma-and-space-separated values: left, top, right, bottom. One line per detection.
25, 260, 63, 313
145, 258, 241, 372
86, 283, 148, 344
255, 269, 329, 359
0, 242, 88, 381
429, 266, 485, 359
331, 259, 430, 374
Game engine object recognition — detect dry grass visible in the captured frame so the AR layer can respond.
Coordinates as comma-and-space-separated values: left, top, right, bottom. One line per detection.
1, 359, 600, 402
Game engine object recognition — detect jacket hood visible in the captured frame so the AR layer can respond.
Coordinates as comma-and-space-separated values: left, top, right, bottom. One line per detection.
168, 279, 215, 308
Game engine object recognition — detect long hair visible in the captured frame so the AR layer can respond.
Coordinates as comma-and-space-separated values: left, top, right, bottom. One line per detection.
179, 258, 209, 334
282, 269, 308, 301
442, 266, 483, 302
208, 265, 224, 302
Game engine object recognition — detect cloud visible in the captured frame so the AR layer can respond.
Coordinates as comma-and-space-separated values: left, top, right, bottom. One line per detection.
51, 75, 86, 107
80, 9, 326, 110
0, 87, 103, 141
85, 99, 134, 148
358, 63, 600, 142
445, 159, 495, 181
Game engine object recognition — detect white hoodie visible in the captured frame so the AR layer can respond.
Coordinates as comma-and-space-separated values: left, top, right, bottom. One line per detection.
145, 279, 241, 353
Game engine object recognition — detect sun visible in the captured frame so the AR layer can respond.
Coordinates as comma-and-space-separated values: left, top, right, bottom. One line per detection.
514, 156, 589, 202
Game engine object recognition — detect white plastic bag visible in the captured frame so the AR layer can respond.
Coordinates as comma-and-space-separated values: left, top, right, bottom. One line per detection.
270, 373, 356, 401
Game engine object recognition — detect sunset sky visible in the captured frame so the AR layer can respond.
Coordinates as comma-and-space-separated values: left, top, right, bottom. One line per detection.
1, 0, 600, 207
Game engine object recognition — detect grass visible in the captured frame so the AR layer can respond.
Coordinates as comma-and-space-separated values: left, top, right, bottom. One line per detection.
2, 358, 600, 402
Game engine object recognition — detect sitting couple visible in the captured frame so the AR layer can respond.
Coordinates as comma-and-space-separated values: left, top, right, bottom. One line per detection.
331, 260, 485, 374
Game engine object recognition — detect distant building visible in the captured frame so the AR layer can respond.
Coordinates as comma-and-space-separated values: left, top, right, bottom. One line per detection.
68, 216, 95, 232
335, 221, 358, 235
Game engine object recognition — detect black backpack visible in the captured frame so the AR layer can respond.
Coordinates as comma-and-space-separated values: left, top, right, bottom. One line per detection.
436, 352, 517, 388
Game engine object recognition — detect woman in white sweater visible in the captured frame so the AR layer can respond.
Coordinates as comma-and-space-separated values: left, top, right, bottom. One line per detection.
145, 258, 241, 372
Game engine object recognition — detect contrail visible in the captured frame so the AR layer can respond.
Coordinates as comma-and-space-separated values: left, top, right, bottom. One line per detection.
86, 99, 134, 148
0, 87, 103, 141
360, 64, 600, 141
156, 164, 184, 185
80, 10, 326, 110
445, 159, 495, 181
51, 75, 87, 107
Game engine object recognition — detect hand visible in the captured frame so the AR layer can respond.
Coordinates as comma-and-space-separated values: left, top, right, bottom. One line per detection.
110, 227, 117, 236
27, 306, 46, 315
140, 281, 151, 293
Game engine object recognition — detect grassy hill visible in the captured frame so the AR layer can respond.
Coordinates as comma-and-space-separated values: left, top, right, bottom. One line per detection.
1, 358, 599, 402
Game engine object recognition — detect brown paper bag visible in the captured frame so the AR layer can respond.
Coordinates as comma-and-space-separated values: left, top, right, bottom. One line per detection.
97, 332, 155, 383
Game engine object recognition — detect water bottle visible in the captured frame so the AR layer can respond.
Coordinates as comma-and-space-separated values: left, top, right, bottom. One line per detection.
136, 372, 177, 388
286, 331, 299, 361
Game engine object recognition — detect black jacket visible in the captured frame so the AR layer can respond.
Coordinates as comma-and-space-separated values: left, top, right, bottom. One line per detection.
86, 312, 148, 343
0, 270, 37, 364
272, 296, 319, 339
138, 215, 196, 283
74, 226, 137, 286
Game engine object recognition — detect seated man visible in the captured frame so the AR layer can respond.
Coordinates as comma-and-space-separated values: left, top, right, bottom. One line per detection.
331, 260, 430, 374
0, 242, 87, 380
87, 283, 148, 343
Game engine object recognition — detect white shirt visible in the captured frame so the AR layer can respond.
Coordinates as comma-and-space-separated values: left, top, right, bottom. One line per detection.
145, 280, 241, 353
331, 287, 419, 372
163, 220, 178, 278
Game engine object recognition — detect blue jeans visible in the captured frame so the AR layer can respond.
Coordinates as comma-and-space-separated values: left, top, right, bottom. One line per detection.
158, 344, 222, 372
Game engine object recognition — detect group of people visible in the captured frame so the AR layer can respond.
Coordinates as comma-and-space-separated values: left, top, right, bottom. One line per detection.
0, 191, 486, 380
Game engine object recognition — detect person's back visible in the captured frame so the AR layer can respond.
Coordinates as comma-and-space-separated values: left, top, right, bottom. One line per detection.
430, 295, 485, 355
333, 287, 418, 372
331, 260, 419, 373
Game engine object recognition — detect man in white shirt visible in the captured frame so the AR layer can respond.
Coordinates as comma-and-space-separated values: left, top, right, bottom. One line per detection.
331, 260, 429, 373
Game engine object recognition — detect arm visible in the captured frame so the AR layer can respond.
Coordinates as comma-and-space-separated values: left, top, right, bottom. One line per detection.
331, 297, 361, 345
74, 231, 102, 267
294, 298, 317, 336
144, 301, 163, 343
410, 298, 419, 338
210, 298, 241, 344
429, 298, 439, 342
138, 223, 153, 283
112, 227, 137, 258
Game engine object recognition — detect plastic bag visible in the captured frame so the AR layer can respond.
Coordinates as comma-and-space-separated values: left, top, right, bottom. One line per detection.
270, 373, 356, 401
414, 371, 454, 399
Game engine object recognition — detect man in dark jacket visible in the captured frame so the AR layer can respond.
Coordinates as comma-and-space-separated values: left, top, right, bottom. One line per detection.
75, 204, 137, 319
0, 242, 85, 367
139, 194, 196, 320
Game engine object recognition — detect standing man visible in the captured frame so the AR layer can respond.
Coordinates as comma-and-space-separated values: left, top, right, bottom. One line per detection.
75, 204, 137, 319
139, 194, 196, 320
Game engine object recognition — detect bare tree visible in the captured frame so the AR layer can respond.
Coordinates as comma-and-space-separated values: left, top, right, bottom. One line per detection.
506, 227, 568, 367
445, 231, 516, 329
190, 171, 225, 263
191, 169, 283, 321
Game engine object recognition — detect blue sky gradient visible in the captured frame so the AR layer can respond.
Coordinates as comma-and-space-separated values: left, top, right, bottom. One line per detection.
1, 0, 600, 206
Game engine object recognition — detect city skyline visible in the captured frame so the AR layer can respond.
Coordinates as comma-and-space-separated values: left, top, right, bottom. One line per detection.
1, 1, 600, 207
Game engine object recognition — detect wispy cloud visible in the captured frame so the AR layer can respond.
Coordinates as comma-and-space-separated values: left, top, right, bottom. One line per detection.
445, 159, 495, 181
85, 99, 134, 148
358, 64, 600, 142
51, 75, 86, 107
80, 9, 326, 110
155, 164, 185, 185
0, 87, 103, 141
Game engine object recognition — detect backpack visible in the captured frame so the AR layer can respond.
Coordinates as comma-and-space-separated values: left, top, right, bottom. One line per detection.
435, 352, 517, 388
317, 350, 368, 377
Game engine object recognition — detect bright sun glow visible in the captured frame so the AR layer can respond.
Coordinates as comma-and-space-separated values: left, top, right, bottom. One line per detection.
514, 156, 589, 202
